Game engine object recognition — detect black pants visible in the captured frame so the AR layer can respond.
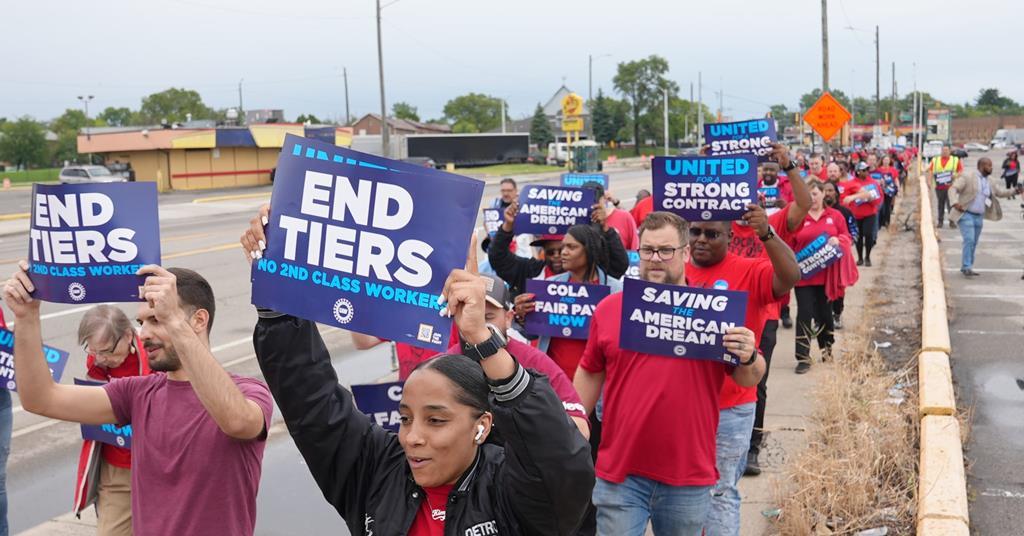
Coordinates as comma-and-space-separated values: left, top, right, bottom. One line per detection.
575, 411, 603, 535
855, 214, 878, 262
879, 194, 894, 228
935, 188, 951, 225
795, 285, 834, 363
831, 296, 844, 319
1005, 173, 1019, 191
750, 319, 778, 456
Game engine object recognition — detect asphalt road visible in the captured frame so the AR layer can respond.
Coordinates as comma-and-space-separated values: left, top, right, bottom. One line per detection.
2, 163, 657, 534
936, 149, 1024, 534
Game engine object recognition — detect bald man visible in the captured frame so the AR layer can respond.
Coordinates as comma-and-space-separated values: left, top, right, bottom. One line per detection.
949, 157, 1021, 276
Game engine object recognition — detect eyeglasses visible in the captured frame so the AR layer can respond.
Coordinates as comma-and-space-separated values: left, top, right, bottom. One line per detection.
688, 228, 724, 240
83, 335, 125, 359
639, 246, 685, 260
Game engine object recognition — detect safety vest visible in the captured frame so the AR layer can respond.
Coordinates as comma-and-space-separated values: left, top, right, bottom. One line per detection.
931, 156, 958, 187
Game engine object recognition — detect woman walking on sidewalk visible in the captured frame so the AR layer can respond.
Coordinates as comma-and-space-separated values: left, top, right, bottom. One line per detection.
840, 162, 883, 267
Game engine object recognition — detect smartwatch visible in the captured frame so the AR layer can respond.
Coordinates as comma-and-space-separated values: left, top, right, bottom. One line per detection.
781, 161, 797, 172
460, 324, 508, 362
758, 226, 776, 242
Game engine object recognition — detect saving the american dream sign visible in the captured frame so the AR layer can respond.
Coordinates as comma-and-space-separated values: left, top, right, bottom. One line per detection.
652, 155, 757, 222
619, 278, 749, 365
0, 328, 69, 392
75, 378, 133, 448
28, 182, 161, 303
251, 135, 485, 351
704, 118, 778, 162
523, 279, 610, 339
514, 185, 594, 235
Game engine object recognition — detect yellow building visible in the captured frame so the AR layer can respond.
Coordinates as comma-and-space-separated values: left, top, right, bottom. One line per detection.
78, 124, 353, 191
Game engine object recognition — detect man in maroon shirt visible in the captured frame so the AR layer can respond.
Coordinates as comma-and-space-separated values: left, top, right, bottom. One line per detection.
573, 212, 765, 536
5, 263, 272, 536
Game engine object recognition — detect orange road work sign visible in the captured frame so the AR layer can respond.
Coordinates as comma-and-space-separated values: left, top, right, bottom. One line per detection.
803, 92, 852, 142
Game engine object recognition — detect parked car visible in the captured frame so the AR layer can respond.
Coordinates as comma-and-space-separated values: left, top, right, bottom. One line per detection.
963, 142, 988, 152
952, 148, 968, 159
400, 156, 437, 169
58, 165, 126, 184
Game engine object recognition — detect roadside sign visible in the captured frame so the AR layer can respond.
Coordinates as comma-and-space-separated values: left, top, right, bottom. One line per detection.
561, 93, 584, 117
562, 117, 584, 132
803, 92, 852, 142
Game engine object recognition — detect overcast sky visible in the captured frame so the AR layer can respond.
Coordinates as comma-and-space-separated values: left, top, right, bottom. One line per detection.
2, 0, 1018, 124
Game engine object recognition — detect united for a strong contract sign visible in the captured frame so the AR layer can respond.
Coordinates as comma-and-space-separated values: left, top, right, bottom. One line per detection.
514, 185, 594, 235
28, 183, 160, 303
0, 328, 69, 392
653, 155, 757, 221
251, 135, 484, 351
704, 118, 778, 162
619, 278, 748, 365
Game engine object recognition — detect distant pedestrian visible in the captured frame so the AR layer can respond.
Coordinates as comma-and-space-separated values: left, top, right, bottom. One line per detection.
1001, 151, 1019, 196
950, 157, 1021, 276
927, 144, 963, 228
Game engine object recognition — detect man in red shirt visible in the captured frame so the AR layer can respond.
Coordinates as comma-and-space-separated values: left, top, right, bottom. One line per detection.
573, 212, 766, 536
807, 155, 829, 181
631, 195, 654, 228
686, 205, 800, 535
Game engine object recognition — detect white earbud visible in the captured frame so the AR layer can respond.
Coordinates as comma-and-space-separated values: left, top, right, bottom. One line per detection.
474, 424, 485, 443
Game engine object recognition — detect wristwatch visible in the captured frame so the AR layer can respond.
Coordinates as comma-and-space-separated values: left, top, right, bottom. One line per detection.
781, 160, 797, 172
740, 350, 760, 366
460, 324, 508, 362
758, 226, 775, 242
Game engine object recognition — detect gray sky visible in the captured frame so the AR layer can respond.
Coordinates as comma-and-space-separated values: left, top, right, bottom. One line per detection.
2, 0, 1019, 124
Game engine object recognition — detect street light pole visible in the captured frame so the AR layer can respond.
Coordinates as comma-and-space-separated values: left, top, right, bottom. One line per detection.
77, 95, 94, 164
821, 0, 830, 153
376, 0, 389, 157
875, 25, 880, 127
663, 87, 669, 156
343, 67, 351, 126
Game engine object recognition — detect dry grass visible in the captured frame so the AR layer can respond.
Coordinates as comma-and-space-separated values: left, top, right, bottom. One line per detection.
771, 333, 919, 535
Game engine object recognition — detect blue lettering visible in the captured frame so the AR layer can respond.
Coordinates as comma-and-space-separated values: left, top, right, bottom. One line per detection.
548, 314, 586, 328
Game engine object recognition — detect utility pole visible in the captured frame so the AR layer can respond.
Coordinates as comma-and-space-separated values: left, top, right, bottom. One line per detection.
343, 67, 351, 125
663, 87, 669, 156
875, 25, 880, 126
588, 54, 593, 103
890, 62, 897, 136
376, 0, 389, 157
697, 72, 704, 146
77, 95, 94, 164
238, 79, 244, 124
500, 99, 506, 133
685, 82, 693, 144
821, 0, 830, 152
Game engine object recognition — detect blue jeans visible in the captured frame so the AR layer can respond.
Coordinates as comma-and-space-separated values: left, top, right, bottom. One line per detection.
593, 476, 712, 536
0, 389, 11, 536
706, 403, 756, 536
958, 212, 984, 271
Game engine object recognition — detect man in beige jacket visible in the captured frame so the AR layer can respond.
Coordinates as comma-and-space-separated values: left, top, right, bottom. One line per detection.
949, 157, 1021, 276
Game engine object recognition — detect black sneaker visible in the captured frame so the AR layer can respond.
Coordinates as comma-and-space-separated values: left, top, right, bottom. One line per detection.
865, 259, 872, 267
795, 361, 811, 374
744, 456, 762, 477
856, 258, 863, 266
834, 315, 843, 330
781, 316, 793, 329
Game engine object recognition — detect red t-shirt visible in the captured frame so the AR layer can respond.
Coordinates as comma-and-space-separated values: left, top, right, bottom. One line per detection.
86, 339, 150, 469
630, 196, 654, 227
397, 324, 461, 380
792, 208, 851, 287
839, 177, 883, 219
446, 338, 586, 419
408, 484, 453, 536
547, 338, 587, 382
874, 166, 899, 195
606, 208, 640, 250
579, 293, 730, 486
686, 254, 777, 409
103, 374, 273, 536
729, 206, 796, 321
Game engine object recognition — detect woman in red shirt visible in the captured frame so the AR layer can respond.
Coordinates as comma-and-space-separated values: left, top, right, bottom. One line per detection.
74, 305, 150, 536
840, 161, 883, 266
793, 182, 852, 374
875, 154, 901, 229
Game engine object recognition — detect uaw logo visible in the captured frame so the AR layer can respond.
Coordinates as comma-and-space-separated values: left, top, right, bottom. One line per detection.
116, 436, 126, 447
673, 345, 687, 356
67, 282, 86, 302
332, 298, 355, 324
548, 226, 558, 234
6, 381, 15, 390
561, 327, 572, 337
701, 210, 713, 221
713, 279, 730, 290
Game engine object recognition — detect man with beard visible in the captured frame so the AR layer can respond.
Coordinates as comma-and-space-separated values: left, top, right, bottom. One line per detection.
5, 263, 272, 536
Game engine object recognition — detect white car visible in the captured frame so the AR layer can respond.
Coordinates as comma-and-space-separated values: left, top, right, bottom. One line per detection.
58, 165, 126, 184
963, 143, 988, 152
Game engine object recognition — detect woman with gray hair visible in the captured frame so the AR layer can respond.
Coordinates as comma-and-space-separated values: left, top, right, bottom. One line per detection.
73, 304, 150, 536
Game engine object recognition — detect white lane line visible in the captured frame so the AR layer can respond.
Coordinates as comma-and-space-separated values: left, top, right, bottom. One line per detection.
7, 303, 114, 329
952, 294, 1024, 299
955, 330, 1023, 335
980, 488, 1024, 500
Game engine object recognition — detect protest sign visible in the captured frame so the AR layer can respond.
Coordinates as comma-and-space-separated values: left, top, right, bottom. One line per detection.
351, 381, 404, 432
625, 250, 641, 279
796, 233, 843, 279
251, 134, 484, 351
872, 171, 898, 196
523, 279, 610, 339
619, 278, 748, 365
758, 185, 782, 216
75, 378, 133, 448
0, 328, 69, 392
704, 119, 777, 162
652, 155, 757, 221
855, 183, 881, 205
482, 208, 502, 239
28, 183, 160, 303
560, 172, 609, 190
514, 185, 594, 235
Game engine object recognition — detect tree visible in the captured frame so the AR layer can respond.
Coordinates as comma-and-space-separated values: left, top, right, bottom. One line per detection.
667, 98, 714, 145
49, 109, 101, 164
139, 88, 213, 124
591, 90, 629, 145
976, 88, 1016, 109
97, 107, 135, 127
0, 117, 48, 169
295, 113, 323, 124
770, 104, 794, 130
612, 55, 679, 154
442, 93, 505, 133
392, 102, 420, 122
529, 103, 554, 148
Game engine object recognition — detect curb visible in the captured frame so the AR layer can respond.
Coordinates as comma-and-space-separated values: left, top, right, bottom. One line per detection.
916, 174, 969, 533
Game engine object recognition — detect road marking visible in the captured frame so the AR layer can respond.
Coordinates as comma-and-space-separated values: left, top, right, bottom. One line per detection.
954, 330, 1023, 335
162, 231, 216, 243
943, 268, 1020, 273
163, 242, 239, 259
192, 192, 271, 204
952, 294, 1024, 299
0, 212, 29, 221
980, 488, 1024, 500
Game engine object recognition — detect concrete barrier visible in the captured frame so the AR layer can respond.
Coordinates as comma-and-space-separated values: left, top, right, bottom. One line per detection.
916, 175, 969, 534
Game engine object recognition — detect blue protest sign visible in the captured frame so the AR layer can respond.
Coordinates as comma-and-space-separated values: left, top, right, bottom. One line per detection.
514, 185, 594, 235
0, 328, 69, 392
625, 250, 641, 279
250, 135, 484, 351
872, 171, 898, 196
855, 183, 881, 205
351, 381, 404, 432
705, 118, 778, 162
75, 378, 133, 448
618, 278, 748, 365
28, 183, 160, 304
482, 208, 502, 239
523, 279, 610, 339
796, 233, 844, 279
652, 155, 757, 222
560, 173, 609, 190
